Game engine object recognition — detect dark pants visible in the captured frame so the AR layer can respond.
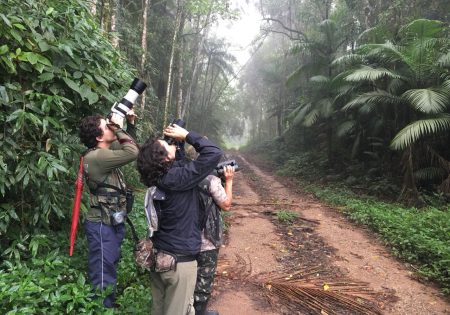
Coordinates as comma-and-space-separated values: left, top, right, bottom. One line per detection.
194, 249, 219, 314
85, 220, 125, 308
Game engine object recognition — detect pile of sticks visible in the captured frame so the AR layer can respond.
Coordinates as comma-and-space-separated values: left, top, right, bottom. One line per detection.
254, 268, 383, 315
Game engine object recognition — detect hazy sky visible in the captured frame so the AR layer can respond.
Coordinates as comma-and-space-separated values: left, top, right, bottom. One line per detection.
213, 0, 262, 66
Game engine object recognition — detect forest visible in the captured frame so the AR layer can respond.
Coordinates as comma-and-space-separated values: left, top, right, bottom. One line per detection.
0, 0, 449, 313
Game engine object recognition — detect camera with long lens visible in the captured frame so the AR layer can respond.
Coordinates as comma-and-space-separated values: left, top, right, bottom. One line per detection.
107, 78, 147, 125
164, 118, 186, 145
213, 160, 240, 177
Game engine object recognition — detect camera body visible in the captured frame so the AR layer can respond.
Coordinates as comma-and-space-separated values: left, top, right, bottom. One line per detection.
214, 160, 240, 177
164, 118, 186, 145
111, 210, 126, 225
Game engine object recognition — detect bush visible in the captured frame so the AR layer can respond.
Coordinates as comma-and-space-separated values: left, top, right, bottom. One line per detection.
0, 0, 138, 258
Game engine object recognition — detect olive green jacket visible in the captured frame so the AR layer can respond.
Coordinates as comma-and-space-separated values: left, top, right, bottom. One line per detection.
83, 124, 138, 223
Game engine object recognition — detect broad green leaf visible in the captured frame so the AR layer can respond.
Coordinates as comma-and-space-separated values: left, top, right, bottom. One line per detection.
62, 77, 80, 93
0, 13, 12, 28
13, 23, 26, 30
24, 52, 39, 64
0, 45, 9, 54
10, 29, 22, 42
37, 40, 50, 52
34, 63, 45, 73
0, 85, 9, 103
37, 55, 52, 66
94, 74, 109, 87
38, 72, 54, 82
59, 44, 74, 58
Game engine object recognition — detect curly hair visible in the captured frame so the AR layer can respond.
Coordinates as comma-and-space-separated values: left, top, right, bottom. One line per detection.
79, 114, 103, 148
137, 137, 173, 187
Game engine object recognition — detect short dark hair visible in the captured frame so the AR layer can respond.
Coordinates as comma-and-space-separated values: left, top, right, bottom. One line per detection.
79, 114, 103, 148
137, 137, 172, 187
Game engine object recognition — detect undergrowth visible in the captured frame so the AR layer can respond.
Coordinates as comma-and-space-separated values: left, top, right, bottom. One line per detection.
0, 192, 152, 314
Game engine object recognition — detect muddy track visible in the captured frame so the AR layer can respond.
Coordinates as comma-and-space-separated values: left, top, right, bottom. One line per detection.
208, 153, 449, 315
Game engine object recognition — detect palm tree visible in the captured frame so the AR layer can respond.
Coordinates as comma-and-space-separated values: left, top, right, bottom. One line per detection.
287, 19, 350, 165
339, 19, 450, 204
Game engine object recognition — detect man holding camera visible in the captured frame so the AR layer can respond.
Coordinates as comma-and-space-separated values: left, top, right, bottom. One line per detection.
137, 123, 222, 315
194, 165, 235, 315
78, 111, 138, 308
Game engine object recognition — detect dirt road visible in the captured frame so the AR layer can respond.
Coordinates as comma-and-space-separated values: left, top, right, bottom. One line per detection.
209, 154, 449, 314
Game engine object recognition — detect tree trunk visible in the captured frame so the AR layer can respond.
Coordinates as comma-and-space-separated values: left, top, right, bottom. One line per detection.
182, 6, 213, 119
163, 0, 183, 126
90, 0, 97, 15
110, 0, 119, 48
397, 146, 425, 207
140, 0, 151, 111
175, 11, 186, 118
98, 0, 105, 29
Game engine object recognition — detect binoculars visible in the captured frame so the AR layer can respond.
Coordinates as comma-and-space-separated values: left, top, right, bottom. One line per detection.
164, 118, 186, 145
214, 160, 240, 177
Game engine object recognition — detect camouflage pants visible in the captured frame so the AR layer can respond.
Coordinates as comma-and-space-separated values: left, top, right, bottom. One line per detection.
194, 249, 219, 303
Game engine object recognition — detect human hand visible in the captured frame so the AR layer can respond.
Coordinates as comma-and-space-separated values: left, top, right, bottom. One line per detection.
126, 109, 137, 125
108, 113, 124, 129
223, 165, 235, 181
163, 124, 189, 141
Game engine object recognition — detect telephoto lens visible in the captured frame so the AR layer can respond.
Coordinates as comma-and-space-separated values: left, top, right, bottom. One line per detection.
110, 78, 147, 118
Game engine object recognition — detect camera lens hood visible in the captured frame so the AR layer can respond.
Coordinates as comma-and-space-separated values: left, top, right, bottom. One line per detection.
130, 78, 147, 95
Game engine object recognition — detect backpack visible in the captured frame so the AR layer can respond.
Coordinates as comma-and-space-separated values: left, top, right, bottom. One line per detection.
198, 177, 224, 248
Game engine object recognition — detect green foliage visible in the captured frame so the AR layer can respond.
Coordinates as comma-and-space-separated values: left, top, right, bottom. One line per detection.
276, 210, 299, 224
0, 0, 137, 258
0, 192, 152, 313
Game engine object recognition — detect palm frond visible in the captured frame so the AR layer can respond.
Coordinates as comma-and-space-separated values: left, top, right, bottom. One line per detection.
310, 75, 330, 83
318, 98, 334, 118
399, 19, 446, 40
334, 84, 355, 103
331, 54, 365, 68
357, 25, 392, 44
359, 103, 380, 115
438, 52, 450, 67
345, 66, 401, 82
336, 120, 356, 137
361, 42, 406, 64
443, 80, 450, 89
402, 88, 449, 113
303, 108, 320, 127
414, 167, 446, 181
342, 90, 403, 111
290, 102, 312, 126
387, 78, 405, 94
286, 65, 307, 89
390, 114, 450, 150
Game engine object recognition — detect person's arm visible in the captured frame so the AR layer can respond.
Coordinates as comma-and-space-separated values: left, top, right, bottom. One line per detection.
220, 165, 234, 210
160, 126, 222, 190
209, 167, 234, 211
95, 115, 139, 172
